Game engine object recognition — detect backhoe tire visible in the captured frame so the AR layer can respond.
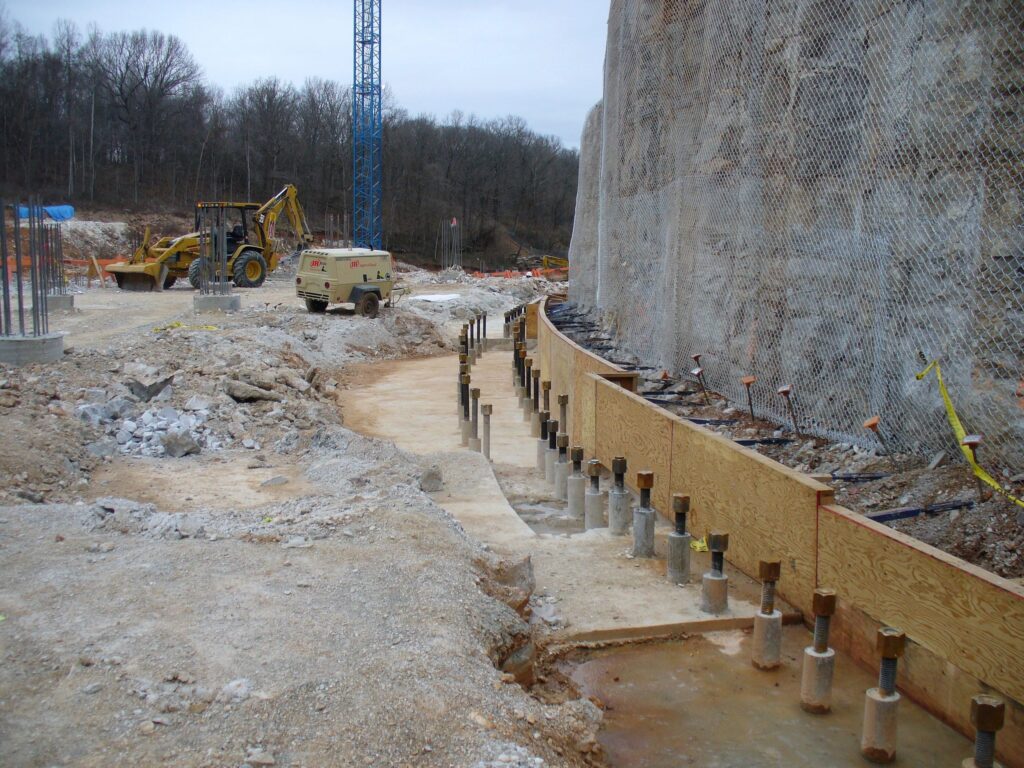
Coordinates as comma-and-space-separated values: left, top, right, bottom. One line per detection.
232, 250, 268, 288
163, 275, 177, 290
187, 259, 203, 290
356, 292, 380, 318
305, 298, 328, 314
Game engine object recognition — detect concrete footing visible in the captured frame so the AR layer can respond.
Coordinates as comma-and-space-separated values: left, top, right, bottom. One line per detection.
460, 419, 471, 446
536, 440, 547, 473
608, 488, 631, 536
530, 411, 541, 437
194, 294, 241, 312
554, 459, 569, 499
632, 507, 655, 557
666, 531, 692, 583
567, 474, 586, 519
545, 448, 556, 483
800, 647, 836, 714
468, 437, 482, 452
701, 572, 728, 614
861, 688, 900, 764
585, 488, 605, 529
0, 333, 64, 365
751, 610, 782, 670
46, 293, 74, 312
522, 404, 532, 423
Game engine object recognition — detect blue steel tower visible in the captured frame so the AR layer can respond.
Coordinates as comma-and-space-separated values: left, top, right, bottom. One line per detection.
353, 0, 382, 250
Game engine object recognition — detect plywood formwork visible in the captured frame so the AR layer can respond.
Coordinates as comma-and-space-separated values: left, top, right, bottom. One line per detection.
537, 298, 621, 449
537, 296, 1024, 763
830, 592, 1024, 766
671, 414, 830, 615
819, 504, 1024, 706
593, 380, 675, 513
525, 302, 539, 339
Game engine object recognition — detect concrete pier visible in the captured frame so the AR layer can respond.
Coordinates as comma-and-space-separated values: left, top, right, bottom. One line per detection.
544, 419, 558, 484
566, 448, 586, 519
0, 332, 64, 365
701, 572, 728, 614
193, 294, 241, 312
862, 688, 900, 764
554, 435, 569, 500
481, 404, 492, 460
800, 648, 836, 713
608, 489, 630, 536
46, 293, 74, 312
751, 610, 783, 670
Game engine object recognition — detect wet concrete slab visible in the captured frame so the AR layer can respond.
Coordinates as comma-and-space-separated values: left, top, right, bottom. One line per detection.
568, 627, 973, 767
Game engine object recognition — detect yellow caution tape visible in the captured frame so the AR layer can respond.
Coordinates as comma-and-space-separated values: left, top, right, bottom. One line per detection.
916, 361, 1024, 509
690, 535, 709, 552
152, 321, 219, 332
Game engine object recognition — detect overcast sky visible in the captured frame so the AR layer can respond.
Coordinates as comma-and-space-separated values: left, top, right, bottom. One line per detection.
6, 0, 608, 149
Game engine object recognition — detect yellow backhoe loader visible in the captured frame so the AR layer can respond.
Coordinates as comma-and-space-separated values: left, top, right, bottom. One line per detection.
107, 184, 314, 291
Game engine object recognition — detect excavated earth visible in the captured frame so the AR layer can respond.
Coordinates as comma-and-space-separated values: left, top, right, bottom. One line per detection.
0, 269, 605, 768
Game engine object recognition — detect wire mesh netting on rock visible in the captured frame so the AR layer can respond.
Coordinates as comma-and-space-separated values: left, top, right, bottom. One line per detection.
569, 0, 1024, 469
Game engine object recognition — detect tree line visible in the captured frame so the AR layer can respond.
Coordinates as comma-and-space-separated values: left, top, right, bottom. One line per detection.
0, 12, 580, 261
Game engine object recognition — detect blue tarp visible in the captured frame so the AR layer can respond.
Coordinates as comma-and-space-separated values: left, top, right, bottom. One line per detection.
15, 205, 75, 222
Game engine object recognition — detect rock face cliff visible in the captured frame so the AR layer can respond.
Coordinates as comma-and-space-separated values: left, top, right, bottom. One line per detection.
569, 0, 1024, 464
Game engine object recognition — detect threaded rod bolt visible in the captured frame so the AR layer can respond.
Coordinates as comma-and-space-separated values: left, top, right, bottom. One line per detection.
813, 615, 831, 653
878, 657, 897, 696
760, 580, 776, 615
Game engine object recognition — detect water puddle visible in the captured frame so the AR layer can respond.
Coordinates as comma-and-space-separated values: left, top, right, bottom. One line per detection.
564, 629, 971, 767
512, 501, 585, 536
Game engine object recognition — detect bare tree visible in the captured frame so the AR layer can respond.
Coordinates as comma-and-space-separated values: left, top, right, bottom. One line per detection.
0, 11, 578, 265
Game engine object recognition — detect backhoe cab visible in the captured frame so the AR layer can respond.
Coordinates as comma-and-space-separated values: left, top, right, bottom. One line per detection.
107, 184, 313, 291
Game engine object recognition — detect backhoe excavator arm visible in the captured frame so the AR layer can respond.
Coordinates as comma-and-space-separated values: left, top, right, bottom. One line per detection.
253, 184, 314, 252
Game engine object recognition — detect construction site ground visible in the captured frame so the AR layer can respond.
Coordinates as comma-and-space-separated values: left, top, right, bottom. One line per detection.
0, 262, 985, 766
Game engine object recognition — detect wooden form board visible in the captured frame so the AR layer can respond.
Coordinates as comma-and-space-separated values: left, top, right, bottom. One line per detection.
593, 378, 675, 514
536, 311, 551, 388
599, 372, 640, 393
525, 301, 539, 339
830, 594, 1024, 768
589, 375, 829, 613
671, 414, 829, 614
536, 298, 621, 448
818, 504, 1024, 706
541, 310, 1024, 750
571, 352, 620, 452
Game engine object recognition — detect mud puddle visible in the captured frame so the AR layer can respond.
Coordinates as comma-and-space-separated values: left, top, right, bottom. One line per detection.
563, 629, 971, 767
511, 500, 585, 536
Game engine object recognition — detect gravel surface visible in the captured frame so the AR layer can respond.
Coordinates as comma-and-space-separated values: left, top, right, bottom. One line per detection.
0, 270, 608, 766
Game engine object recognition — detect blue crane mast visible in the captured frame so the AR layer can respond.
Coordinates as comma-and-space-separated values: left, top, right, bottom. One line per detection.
353, 0, 382, 250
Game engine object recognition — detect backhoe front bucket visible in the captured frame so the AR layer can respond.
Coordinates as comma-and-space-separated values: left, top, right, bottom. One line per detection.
107, 262, 168, 292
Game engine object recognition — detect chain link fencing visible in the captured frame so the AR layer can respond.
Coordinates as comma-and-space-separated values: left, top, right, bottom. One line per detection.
569, 0, 1024, 470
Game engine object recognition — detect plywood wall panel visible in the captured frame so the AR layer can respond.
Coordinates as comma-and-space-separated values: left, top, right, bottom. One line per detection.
593, 378, 674, 513
818, 504, 1024, 705
670, 419, 826, 613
